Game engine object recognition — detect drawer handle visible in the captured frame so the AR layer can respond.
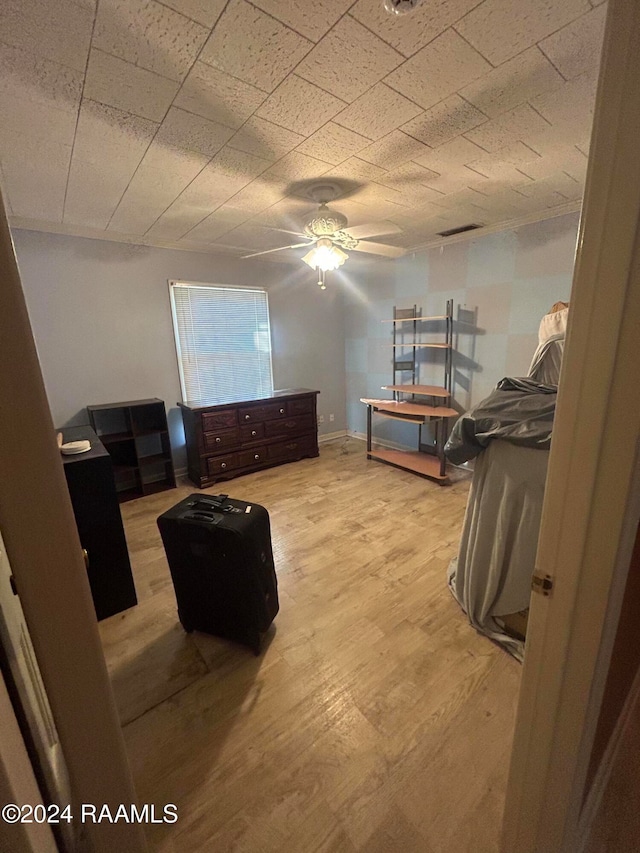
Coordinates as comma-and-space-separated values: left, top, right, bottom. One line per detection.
279, 407, 285, 414
251, 430, 257, 436
220, 462, 227, 469
254, 454, 260, 460
215, 437, 221, 443
285, 421, 296, 429
244, 414, 250, 420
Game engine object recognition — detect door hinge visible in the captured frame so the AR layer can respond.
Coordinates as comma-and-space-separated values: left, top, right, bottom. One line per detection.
532, 573, 554, 597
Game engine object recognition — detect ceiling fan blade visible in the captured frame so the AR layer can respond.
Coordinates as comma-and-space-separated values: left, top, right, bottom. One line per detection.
241, 242, 312, 259
347, 221, 402, 240
354, 240, 405, 258
270, 228, 307, 238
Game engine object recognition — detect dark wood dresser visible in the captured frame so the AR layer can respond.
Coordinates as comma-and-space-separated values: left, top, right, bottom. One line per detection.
178, 388, 320, 488
59, 425, 137, 620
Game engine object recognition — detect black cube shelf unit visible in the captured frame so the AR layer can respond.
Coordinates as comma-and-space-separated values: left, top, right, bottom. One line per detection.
87, 398, 176, 502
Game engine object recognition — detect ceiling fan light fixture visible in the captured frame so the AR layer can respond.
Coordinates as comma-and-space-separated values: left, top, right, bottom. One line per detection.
302, 238, 349, 272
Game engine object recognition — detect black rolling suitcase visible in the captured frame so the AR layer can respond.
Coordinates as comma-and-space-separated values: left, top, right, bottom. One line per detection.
157, 494, 279, 654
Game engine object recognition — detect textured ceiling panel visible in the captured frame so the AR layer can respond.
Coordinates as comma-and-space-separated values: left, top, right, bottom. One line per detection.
93, 0, 209, 82
174, 62, 268, 129
84, 49, 181, 122
351, 0, 484, 58
256, 75, 347, 136
295, 16, 404, 104
333, 83, 422, 140
385, 29, 492, 110
199, 0, 313, 93
0, 0, 94, 72
456, 0, 592, 65
1, 0, 606, 257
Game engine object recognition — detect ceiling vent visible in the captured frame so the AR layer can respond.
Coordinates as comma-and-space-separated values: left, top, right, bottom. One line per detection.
436, 223, 483, 238
383, 0, 425, 14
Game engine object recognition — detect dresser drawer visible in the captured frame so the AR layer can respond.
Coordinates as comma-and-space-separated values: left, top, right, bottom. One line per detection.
238, 403, 286, 423
202, 427, 240, 453
267, 436, 317, 462
287, 397, 314, 416
264, 414, 314, 438
207, 454, 242, 477
240, 423, 265, 443
237, 447, 267, 467
202, 409, 237, 431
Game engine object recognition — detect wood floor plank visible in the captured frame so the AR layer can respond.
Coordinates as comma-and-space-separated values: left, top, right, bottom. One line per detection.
98, 437, 521, 852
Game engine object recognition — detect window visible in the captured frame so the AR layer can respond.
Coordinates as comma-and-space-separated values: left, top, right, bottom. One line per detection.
169, 281, 274, 403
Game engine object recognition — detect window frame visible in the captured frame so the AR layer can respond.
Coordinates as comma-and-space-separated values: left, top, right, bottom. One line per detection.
168, 279, 274, 404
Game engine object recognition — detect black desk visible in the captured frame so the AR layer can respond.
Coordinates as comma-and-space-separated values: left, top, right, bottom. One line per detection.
59, 426, 137, 620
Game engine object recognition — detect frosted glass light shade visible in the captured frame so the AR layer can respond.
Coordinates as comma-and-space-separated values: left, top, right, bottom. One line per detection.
302, 238, 348, 271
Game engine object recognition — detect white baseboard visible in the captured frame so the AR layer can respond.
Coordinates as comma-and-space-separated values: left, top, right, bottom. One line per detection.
576, 663, 640, 852
348, 430, 414, 452
318, 429, 348, 444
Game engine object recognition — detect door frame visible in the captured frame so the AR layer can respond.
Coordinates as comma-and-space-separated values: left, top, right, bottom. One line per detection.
501, 1, 640, 849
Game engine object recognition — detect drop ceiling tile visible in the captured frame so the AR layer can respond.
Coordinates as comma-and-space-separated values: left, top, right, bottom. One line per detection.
248, 0, 354, 42
295, 123, 371, 165
350, 0, 487, 58
108, 143, 209, 232
539, 5, 606, 80
174, 62, 267, 130
423, 170, 488, 195
464, 104, 551, 153
155, 106, 235, 157
333, 83, 422, 141
530, 71, 598, 135
402, 95, 487, 148
430, 186, 490, 212
412, 136, 487, 171
251, 196, 310, 227
65, 158, 141, 229
2, 159, 68, 222
184, 206, 254, 242
455, 0, 591, 66
0, 92, 78, 148
160, 0, 226, 27
225, 178, 291, 214
264, 151, 332, 181
220, 223, 295, 251
358, 130, 431, 170
199, 0, 313, 93
84, 49, 180, 122
332, 157, 387, 184
72, 99, 159, 169
146, 167, 251, 238
0, 136, 71, 222
208, 146, 272, 181
256, 76, 347, 136
94, 0, 208, 82
0, 42, 83, 113
459, 46, 564, 119
385, 29, 491, 111
227, 117, 305, 161
513, 173, 581, 205
377, 162, 440, 190
295, 16, 403, 104
465, 158, 532, 186
0, 0, 93, 73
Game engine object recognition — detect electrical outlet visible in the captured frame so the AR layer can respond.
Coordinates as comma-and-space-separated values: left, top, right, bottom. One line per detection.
318, 414, 325, 424
329, 414, 335, 422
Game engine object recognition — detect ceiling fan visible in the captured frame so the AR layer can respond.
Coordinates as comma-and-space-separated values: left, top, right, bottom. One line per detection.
241, 184, 404, 289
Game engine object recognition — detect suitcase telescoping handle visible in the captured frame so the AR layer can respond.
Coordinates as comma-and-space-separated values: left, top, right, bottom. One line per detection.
186, 495, 240, 514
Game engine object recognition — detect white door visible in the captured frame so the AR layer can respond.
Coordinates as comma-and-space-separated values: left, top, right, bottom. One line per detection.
502, 0, 640, 849
0, 530, 72, 834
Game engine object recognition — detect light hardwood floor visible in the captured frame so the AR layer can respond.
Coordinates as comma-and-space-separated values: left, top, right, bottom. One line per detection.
99, 438, 521, 853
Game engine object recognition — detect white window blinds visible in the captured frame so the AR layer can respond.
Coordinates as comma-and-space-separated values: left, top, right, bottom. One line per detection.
170, 281, 274, 403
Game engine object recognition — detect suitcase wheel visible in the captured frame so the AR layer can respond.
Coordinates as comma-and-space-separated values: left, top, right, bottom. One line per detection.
178, 609, 194, 634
